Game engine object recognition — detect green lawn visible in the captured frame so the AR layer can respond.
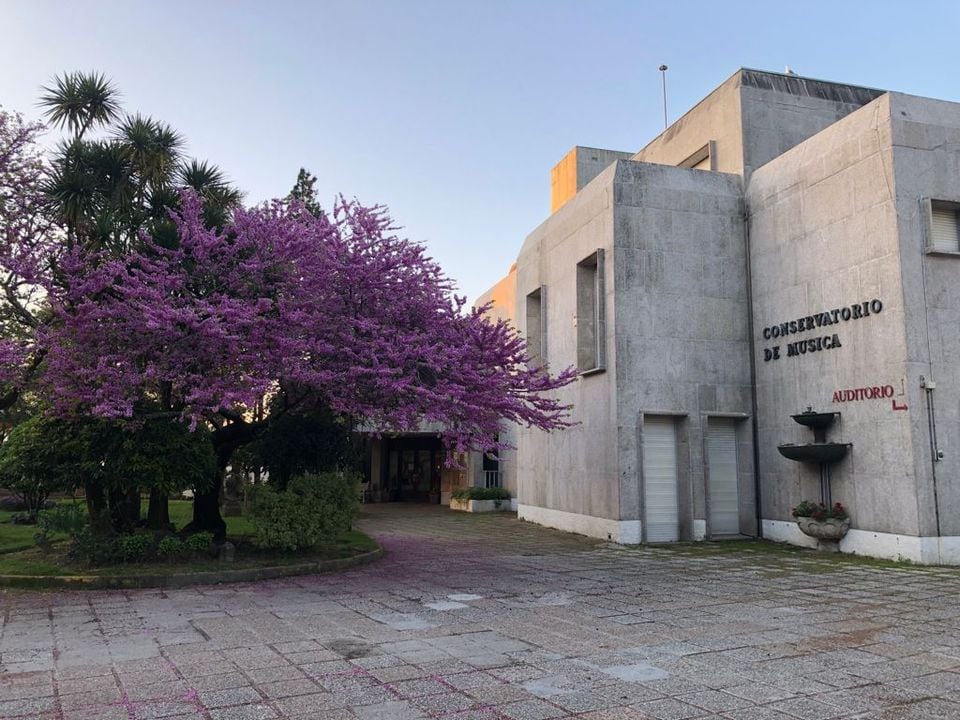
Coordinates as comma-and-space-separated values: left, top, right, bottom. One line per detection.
0, 498, 254, 557
0, 510, 47, 554
159, 499, 257, 538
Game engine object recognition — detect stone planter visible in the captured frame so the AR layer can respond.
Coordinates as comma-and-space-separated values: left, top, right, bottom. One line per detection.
796, 516, 850, 540
796, 516, 850, 551
449, 498, 510, 513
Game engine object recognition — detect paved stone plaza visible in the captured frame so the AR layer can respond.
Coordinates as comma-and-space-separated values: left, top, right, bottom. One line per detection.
3, 505, 960, 719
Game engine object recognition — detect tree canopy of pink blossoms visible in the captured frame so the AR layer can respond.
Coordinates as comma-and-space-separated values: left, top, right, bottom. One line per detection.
1, 101, 576, 535
0, 109, 53, 395
28, 192, 576, 452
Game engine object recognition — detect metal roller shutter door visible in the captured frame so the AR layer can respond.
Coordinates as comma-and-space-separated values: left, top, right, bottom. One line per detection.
643, 417, 679, 542
708, 418, 740, 536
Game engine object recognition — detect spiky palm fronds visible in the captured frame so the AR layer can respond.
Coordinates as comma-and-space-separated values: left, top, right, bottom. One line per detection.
41, 72, 242, 250
114, 114, 184, 191
178, 159, 243, 228
39, 71, 121, 139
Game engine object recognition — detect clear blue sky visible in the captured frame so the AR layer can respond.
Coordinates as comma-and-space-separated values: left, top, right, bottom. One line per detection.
2, 1, 957, 301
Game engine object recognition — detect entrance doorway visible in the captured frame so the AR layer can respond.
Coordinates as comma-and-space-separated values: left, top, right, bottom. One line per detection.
383, 437, 442, 503
707, 418, 740, 536
643, 416, 680, 542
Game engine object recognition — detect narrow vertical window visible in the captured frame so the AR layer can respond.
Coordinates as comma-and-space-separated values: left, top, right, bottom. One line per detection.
576, 249, 605, 373
525, 286, 547, 366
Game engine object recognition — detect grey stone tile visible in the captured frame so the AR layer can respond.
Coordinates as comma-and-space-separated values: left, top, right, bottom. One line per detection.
208, 705, 277, 720
602, 663, 670, 683
198, 685, 263, 708
352, 700, 427, 719
632, 697, 710, 719
62, 706, 131, 720
500, 698, 568, 719
765, 696, 846, 720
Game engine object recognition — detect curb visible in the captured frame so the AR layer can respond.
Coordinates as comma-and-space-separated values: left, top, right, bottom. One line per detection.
0, 546, 384, 591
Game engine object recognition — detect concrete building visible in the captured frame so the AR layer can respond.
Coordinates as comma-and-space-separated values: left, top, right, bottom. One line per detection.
477, 68, 960, 564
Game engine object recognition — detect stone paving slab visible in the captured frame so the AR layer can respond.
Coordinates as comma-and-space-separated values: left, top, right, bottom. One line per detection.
2, 504, 960, 718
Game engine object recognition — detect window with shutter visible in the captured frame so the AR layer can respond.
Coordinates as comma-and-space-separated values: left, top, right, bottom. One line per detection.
929, 201, 960, 254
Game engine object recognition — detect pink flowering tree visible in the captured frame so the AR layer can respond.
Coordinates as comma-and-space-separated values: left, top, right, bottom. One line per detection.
7, 185, 575, 537
0, 108, 53, 405
1, 84, 577, 539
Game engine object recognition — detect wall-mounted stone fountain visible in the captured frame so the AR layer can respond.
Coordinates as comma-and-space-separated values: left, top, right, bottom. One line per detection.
778, 409, 851, 506
778, 410, 852, 547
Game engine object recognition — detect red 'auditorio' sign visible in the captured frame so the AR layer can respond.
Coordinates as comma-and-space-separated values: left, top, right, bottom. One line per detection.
832, 385, 895, 403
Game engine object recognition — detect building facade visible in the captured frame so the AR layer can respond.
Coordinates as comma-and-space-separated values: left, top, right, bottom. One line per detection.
480, 69, 960, 563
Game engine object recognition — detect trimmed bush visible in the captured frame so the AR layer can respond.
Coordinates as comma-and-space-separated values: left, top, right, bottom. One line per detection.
251, 471, 359, 552
156, 536, 184, 558
451, 486, 511, 502
68, 528, 120, 566
117, 533, 152, 562
184, 532, 214, 554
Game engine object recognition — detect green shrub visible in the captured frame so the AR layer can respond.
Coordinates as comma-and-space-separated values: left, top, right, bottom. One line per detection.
34, 503, 116, 566
68, 528, 120, 567
156, 536, 184, 558
0, 417, 78, 522
792, 501, 848, 521
251, 471, 359, 552
36, 503, 87, 542
117, 533, 152, 562
184, 532, 214, 553
451, 486, 511, 502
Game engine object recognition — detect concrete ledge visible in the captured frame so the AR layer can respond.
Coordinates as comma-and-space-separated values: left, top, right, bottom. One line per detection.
0, 547, 384, 591
761, 519, 819, 549
762, 519, 960, 565
518, 504, 641, 544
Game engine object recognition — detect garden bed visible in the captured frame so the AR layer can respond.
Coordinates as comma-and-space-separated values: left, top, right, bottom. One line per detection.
0, 530, 381, 590
449, 487, 512, 512
0, 499, 381, 590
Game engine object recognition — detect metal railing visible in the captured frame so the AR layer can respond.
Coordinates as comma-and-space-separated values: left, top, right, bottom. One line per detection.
483, 470, 502, 488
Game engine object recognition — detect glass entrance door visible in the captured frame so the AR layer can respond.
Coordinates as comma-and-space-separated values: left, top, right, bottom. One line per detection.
383, 437, 442, 502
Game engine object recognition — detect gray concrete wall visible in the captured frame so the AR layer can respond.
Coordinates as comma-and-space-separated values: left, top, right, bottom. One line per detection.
747, 93, 923, 536
516, 163, 620, 521
576, 147, 635, 191
739, 70, 885, 180
633, 69, 883, 184
632, 71, 745, 175
888, 92, 960, 536
610, 161, 754, 539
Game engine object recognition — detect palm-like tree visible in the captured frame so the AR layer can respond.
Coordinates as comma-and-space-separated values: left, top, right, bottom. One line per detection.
39, 71, 121, 140
40, 71, 242, 253
37, 71, 245, 531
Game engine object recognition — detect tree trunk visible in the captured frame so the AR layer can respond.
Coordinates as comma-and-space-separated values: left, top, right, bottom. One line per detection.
188, 467, 226, 541
127, 486, 141, 525
84, 479, 110, 534
277, 468, 290, 492
187, 416, 264, 542
147, 488, 170, 531
109, 486, 140, 533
